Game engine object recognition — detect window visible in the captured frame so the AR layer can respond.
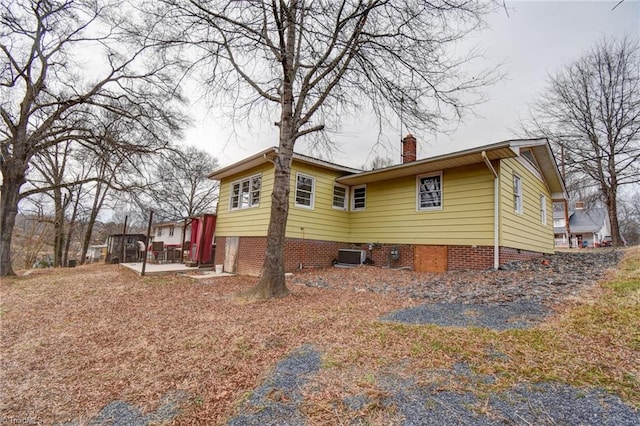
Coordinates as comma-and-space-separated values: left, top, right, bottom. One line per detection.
540, 194, 547, 225
351, 185, 366, 210
332, 184, 348, 210
169, 226, 175, 237
156, 227, 162, 237
417, 172, 443, 211
521, 149, 540, 170
295, 173, 315, 208
230, 174, 261, 210
513, 174, 523, 214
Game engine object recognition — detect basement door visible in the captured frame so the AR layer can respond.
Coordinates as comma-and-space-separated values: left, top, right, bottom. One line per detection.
414, 245, 447, 273
224, 236, 239, 273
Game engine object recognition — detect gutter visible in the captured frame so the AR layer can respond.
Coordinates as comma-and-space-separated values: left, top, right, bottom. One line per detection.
482, 151, 499, 269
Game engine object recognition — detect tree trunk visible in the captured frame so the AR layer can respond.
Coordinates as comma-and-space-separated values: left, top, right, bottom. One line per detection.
80, 211, 98, 265
243, 146, 293, 299
242, 1, 298, 299
52, 188, 65, 268
63, 192, 81, 266
80, 182, 108, 264
0, 164, 27, 276
605, 188, 624, 246
244, 133, 295, 298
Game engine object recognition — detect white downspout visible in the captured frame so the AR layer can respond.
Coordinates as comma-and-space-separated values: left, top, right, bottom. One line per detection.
482, 151, 499, 269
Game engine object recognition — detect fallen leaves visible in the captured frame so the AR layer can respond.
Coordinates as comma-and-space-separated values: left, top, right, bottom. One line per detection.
1, 248, 637, 424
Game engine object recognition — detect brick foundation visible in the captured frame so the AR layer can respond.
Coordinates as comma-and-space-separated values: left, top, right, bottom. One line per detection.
446, 245, 544, 270
352, 243, 414, 269
218, 236, 351, 276
237, 236, 267, 276
284, 239, 351, 272
218, 236, 546, 275
499, 246, 544, 264
447, 245, 495, 270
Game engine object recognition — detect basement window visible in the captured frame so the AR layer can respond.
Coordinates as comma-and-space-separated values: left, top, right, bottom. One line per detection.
295, 173, 315, 208
332, 184, 348, 210
417, 172, 443, 211
351, 185, 366, 211
513, 174, 523, 214
230, 174, 261, 210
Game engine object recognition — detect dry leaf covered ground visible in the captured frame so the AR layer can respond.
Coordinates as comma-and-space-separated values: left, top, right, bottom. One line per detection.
1, 248, 638, 425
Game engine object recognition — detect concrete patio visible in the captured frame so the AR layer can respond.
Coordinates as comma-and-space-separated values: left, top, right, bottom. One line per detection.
120, 262, 233, 278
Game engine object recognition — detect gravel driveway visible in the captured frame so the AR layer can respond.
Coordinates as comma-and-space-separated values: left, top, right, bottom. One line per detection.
229, 347, 639, 425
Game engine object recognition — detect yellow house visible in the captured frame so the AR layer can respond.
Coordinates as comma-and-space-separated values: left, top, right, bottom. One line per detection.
209, 135, 567, 275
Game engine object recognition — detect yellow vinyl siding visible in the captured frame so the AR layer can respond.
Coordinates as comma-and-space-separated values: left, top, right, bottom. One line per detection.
286, 162, 351, 242
215, 164, 274, 237
499, 158, 554, 253
349, 163, 495, 245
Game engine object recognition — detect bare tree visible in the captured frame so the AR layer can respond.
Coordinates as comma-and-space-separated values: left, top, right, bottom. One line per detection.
147, 0, 497, 298
0, 0, 185, 276
142, 145, 219, 221
28, 141, 77, 267
524, 37, 640, 247
11, 201, 55, 269
74, 113, 155, 264
362, 156, 394, 171
619, 191, 640, 245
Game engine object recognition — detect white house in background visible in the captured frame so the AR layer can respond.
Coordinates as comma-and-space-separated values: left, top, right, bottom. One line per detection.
86, 244, 107, 263
152, 220, 191, 247
553, 202, 611, 248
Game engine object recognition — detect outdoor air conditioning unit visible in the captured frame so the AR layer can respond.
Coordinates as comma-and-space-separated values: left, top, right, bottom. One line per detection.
337, 249, 366, 265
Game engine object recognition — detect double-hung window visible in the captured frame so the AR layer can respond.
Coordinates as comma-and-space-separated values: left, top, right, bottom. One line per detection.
417, 172, 443, 210
513, 174, 523, 214
540, 194, 547, 225
332, 184, 348, 210
230, 174, 261, 210
351, 185, 366, 210
295, 173, 315, 208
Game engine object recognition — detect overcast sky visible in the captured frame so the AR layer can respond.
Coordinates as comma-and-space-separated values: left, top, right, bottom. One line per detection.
183, 0, 640, 170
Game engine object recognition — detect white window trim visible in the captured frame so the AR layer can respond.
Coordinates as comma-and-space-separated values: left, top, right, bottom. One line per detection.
229, 173, 262, 211
332, 183, 349, 210
416, 171, 443, 212
351, 185, 366, 211
294, 172, 315, 209
540, 194, 547, 225
513, 173, 523, 214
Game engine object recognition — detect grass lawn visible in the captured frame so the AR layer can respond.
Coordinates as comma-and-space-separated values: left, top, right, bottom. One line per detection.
1, 248, 638, 424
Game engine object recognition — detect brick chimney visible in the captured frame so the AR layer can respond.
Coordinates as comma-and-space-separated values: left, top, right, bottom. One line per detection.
402, 134, 417, 163
575, 201, 585, 210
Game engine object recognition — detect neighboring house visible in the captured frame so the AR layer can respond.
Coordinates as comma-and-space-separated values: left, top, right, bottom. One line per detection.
553, 203, 611, 248
151, 220, 192, 247
208, 135, 567, 275
85, 244, 107, 263
105, 233, 147, 263
553, 210, 571, 248
150, 217, 218, 265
